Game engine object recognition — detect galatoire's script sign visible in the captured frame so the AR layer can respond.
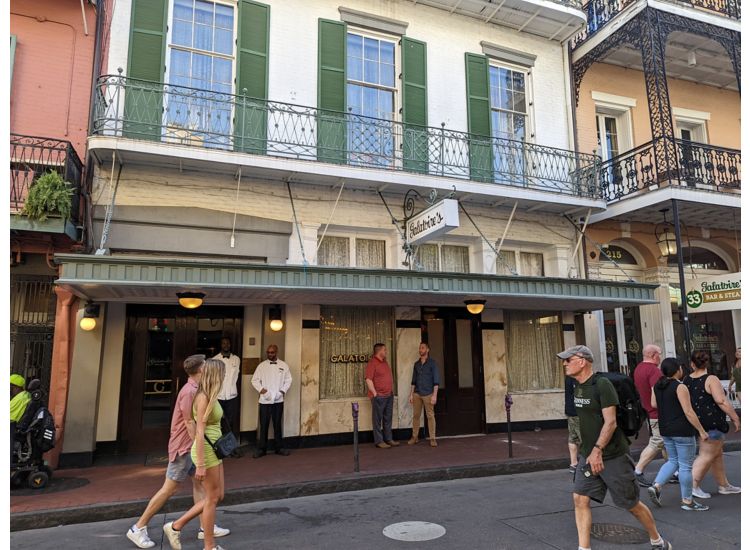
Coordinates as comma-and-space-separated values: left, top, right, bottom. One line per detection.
405, 199, 460, 246
685, 272, 741, 313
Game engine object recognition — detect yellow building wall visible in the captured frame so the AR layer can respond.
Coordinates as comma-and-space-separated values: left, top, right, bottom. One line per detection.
577, 62, 740, 156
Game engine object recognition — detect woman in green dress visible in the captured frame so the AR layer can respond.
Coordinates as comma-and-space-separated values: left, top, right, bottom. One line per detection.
164, 358, 227, 550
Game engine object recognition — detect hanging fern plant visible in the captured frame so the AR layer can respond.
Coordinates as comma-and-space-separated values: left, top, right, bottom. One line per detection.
22, 171, 74, 222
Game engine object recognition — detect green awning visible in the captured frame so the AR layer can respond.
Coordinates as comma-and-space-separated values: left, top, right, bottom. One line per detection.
54, 254, 657, 311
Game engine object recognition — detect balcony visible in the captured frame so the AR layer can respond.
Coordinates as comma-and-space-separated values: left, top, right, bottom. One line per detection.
90, 75, 602, 205
589, 137, 740, 230
601, 137, 740, 202
10, 134, 83, 239
572, 0, 740, 50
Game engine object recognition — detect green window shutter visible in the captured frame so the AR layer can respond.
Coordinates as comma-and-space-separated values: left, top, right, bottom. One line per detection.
124, 0, 167, 140
402, 37, 428, 174
317, 19, 347, 164
465, 53, 493, 183
235, 0, 269, 154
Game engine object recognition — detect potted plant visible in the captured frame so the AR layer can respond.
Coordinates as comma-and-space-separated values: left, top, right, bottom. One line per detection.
21, 171, 73, 222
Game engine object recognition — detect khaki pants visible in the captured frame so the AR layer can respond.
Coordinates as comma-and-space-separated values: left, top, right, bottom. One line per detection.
411, 394, 436, 440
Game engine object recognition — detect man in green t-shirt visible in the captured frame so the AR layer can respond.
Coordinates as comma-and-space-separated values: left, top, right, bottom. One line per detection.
558, 345, 672, 550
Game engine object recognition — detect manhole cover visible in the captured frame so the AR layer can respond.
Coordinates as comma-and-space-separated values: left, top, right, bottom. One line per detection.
10, 477, 90, 496
383, 521, 446, 541
591, 523, 649, 544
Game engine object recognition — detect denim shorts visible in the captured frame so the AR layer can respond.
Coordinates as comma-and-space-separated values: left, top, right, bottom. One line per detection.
166, 452, 195, 482
707, 429, 726, 441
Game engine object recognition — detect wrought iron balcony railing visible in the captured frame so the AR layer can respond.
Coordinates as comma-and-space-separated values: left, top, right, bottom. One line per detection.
10, 134, 83, 223
92, 74, 601, 199
600, 137, 740, 202
572, 0, 740, 49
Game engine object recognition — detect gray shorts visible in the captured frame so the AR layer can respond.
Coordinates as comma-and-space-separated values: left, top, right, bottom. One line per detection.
166, 452, 195, 482
573, 453, 640, 510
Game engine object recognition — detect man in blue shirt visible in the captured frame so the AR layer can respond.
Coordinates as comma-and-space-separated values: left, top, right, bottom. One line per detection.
408, 342, 440, 447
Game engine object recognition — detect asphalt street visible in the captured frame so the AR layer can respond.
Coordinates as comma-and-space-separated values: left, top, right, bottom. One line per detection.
11, 452, 741, 549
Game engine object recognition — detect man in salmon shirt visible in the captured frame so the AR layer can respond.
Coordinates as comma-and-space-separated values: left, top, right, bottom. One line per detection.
365, 343, 400, 449
126, 354, 230, 549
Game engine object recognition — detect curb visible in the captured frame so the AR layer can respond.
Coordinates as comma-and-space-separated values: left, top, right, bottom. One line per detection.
11, 455, 569, 532
11, 440, 740, 532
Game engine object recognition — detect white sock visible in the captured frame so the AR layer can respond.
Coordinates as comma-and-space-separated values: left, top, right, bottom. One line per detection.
579, 547, 592, 550
635, 469, 643, 475
651, 536, 663, 545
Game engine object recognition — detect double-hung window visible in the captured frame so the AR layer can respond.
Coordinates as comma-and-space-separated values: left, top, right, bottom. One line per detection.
165, 0, 235, 147
490, 64, 528, 184
346, 31, 397, 167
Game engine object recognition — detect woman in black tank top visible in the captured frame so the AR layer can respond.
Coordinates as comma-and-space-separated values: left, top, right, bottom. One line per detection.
684, 351, 741, 499
647, 358, 708, 511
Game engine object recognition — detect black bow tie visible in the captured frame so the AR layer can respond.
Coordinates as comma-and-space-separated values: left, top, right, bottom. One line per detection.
270, 361, 277, 364
222, 354, 230, 358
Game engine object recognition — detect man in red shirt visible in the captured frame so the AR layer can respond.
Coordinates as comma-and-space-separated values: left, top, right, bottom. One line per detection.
633, 344, 665, 487
365, 343, 400, 449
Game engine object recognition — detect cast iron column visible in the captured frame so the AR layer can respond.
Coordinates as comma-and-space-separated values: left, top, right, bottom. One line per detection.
672, 199, 692, 363
638, 8, 678, 183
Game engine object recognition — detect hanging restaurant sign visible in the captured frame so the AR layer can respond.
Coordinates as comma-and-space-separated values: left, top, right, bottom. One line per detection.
684, 272, 741, 313
405, 199, 460, 246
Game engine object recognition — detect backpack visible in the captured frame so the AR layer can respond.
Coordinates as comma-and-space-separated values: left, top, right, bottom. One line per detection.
593, 372, 649, 439
31, 407, 56, 452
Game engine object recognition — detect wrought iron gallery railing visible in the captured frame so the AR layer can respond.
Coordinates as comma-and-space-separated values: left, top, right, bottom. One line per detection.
572, 0, 740, 48
10, 134, 83, 222
92, 74, 601, 199
600, 137, 740, 202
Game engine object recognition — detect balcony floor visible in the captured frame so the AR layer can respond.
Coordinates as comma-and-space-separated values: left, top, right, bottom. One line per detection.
88, 135, 606, 216
588, 185, 740, 230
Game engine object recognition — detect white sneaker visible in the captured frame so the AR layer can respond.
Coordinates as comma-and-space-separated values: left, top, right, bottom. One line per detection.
718, 484, 741, 494
162, 521, 182, 550
126, 525, 155, 549
198, 525, 231, 539
692, 486, 712, 499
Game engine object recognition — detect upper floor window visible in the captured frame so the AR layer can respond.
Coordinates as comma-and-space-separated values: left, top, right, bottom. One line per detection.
166, 0, 235, 143
346, 30, 398, 166
489, 65, 527, 142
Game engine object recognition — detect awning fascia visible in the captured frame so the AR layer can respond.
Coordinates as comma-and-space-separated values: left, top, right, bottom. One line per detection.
54, 254, 658, 311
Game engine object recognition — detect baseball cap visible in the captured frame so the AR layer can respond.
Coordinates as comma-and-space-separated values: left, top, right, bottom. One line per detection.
10, 374, 25, 388
557, 345, 594, 362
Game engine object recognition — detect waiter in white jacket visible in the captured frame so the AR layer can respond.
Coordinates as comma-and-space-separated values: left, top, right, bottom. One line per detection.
251, 344, 292, 458
213, 337, 241, 436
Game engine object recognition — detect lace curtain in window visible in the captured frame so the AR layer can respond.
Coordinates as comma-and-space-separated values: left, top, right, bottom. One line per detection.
441, 245, 469, 273
497, 250, 517, 275
415, 244, 439, 271
505, 311, 564, 391
520, 252, 544, 276
319, 306, 394, 399
318, 236, 350, 267
356, 239, 386, 268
